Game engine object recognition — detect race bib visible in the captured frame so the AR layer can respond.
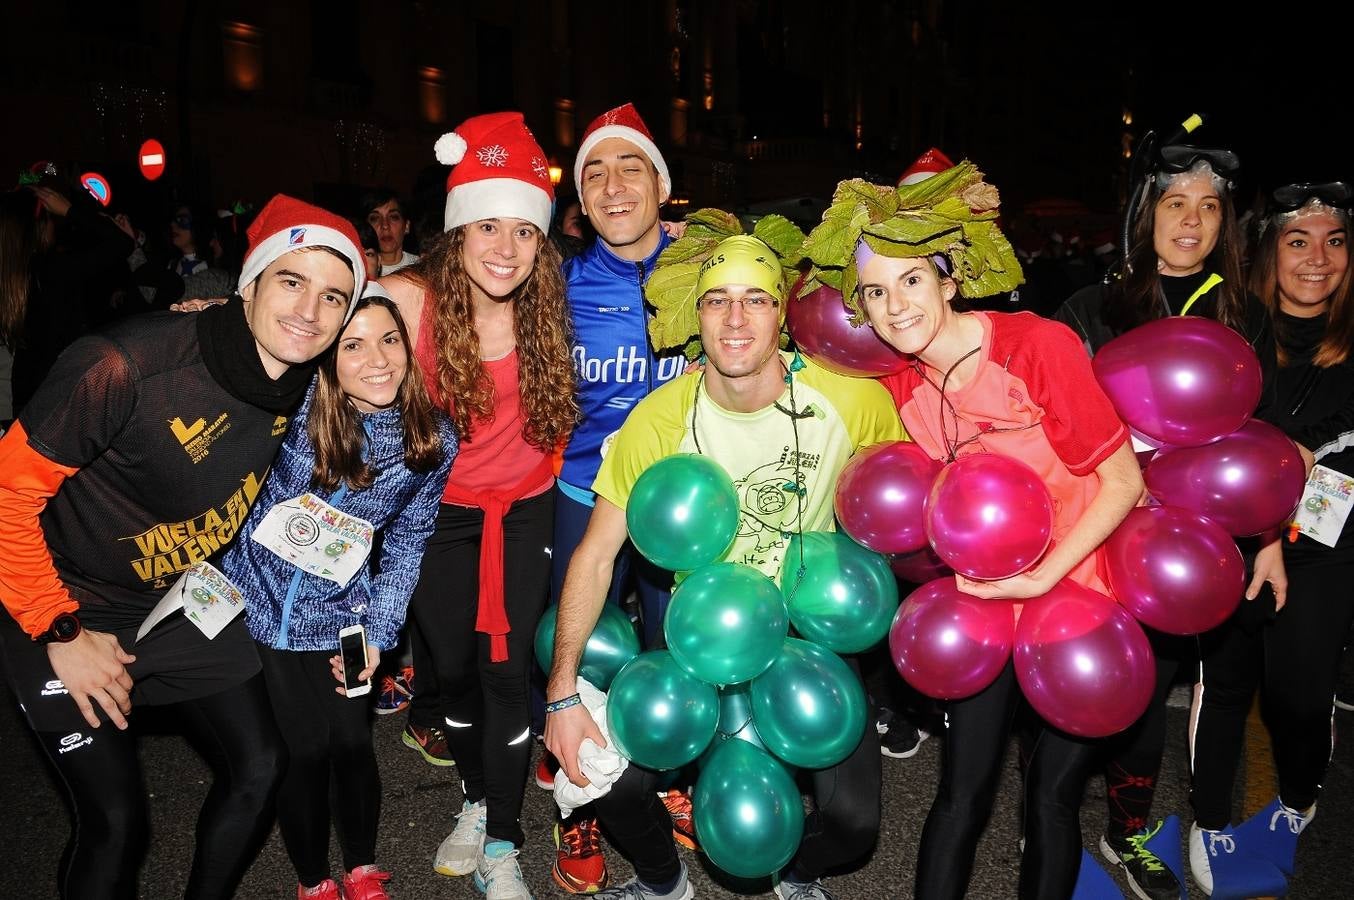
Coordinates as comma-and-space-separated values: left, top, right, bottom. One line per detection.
136, 561, 245, 642
1291, 464, 1354, 548
251, 493, 374, 586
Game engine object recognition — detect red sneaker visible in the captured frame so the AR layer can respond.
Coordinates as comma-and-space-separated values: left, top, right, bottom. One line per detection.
536, 752, 558, 791
660, 788, 700, 851
297, 878, 340, 899
341, 865, 391, 900
552, 816, 610, 894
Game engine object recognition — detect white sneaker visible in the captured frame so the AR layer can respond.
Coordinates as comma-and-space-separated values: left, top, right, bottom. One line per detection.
434, 799, 487, 877
475, 840, 532, 900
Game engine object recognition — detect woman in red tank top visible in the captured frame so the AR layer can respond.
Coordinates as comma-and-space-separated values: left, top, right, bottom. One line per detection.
384, 112, 577, 896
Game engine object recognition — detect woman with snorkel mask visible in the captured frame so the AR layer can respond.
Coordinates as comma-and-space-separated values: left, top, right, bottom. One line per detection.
1054, 118, 1280, 900
1186, 181, 1354, 899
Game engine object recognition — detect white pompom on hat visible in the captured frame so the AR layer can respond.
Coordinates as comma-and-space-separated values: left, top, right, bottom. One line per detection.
572, 102, 670, 198
436, 112, 554, 234
236, 194, 367, 321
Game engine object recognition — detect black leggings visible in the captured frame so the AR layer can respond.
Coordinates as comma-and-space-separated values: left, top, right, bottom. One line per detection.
915, 661, 1100, 900
593, 660, 881, 885
33, 673, 284, 900
1191, 552, 1354, 828
257, 644, 379, 887
1101, 630, 1190, 839
408, 492, 554, 846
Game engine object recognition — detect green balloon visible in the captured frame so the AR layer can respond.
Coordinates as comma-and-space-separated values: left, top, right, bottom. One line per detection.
665, 562, 788, 686
626, 454, 739, 572
534, 603, 641, 691
694, 740, 803, 878
780, 531, 900, 653
750, 638, 867, 769
700, 682, 769, 767
606, 651, 719, 771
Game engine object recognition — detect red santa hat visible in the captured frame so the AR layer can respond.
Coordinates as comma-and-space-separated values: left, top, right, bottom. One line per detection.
435, 112, 554, 234
897, 147, 957, 186
237, 194, 367, 321
573, 102, 670, 198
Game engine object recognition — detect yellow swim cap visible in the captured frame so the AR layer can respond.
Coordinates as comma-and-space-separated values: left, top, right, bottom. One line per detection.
694, 235, 786, 303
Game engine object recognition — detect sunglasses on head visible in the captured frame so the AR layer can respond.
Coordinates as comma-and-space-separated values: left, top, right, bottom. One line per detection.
1155, 144, 1241, 178
1270, 181, 1353, 213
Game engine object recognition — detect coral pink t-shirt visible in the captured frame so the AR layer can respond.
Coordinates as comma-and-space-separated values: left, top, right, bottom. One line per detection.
880, 311, 1128, 592
413, 298, 552, 504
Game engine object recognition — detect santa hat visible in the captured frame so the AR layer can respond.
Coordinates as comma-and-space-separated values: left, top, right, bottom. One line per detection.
897, 147, 957, 186
237, 194, 367, 320
573, 102, 670, 197
435, 112, 554, 234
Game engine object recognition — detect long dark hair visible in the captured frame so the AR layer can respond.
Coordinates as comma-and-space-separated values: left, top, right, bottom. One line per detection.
401, 225, 578, 450
1103, 177, 1248, 336
309, 295, 444, 491
0, 190, 45, 348
1251, 211, 1354, 368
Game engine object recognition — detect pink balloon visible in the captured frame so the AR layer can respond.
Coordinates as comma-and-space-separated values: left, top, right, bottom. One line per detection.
889, 546, 953, 584
1093, 317, 1262, 447
1014, 581, 1155, 738
1105, 506, 1244, 635
924, 454, 1054, 580
889, 578, 1015, 699
1144, 419, 1305, 537
787, 281, 909, 377
835, 441, 943, 554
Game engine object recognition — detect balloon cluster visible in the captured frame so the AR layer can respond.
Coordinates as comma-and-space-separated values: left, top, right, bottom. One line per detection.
878, 317, 1305, 738
607, 455, 896, 878
1095, 317, 1303, 632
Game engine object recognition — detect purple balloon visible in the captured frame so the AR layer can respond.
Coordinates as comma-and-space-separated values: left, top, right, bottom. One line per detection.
1105, 506, 1245, 635
1093, 317, 1262, 447
889, 546, 953, 584
889, 578, 1014, 699
924, 454, 1054, 580
1144, 419, 1306, 537
787, 281, 909, 377
835, 441, 942, 554
1014, 581, 1155, 738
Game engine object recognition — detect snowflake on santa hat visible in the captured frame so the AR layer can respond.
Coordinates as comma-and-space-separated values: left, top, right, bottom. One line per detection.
476, 145, 509, 167
530, 157, 548, 180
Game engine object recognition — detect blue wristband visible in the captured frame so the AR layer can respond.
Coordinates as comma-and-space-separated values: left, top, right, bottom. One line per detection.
545, 693, 582, 714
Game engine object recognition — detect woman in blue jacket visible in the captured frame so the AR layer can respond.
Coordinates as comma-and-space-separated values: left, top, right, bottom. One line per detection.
223, 291, 456, 900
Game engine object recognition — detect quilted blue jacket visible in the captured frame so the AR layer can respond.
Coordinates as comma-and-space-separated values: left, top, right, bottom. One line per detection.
225, 385, 456, 651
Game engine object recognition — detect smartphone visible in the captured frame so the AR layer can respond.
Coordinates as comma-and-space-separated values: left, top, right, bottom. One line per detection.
338, 624, 371, 697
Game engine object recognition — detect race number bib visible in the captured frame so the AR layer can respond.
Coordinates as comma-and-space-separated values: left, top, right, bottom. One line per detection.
251, 493, 374, 586
136, 561, 245, 642
1291, 464, 1354, 548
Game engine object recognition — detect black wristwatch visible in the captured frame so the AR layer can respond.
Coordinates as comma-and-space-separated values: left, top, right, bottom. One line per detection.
36, 612, 82, 645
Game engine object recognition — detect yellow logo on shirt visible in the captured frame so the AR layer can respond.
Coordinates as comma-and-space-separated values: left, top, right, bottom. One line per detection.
168, 412, 231, 463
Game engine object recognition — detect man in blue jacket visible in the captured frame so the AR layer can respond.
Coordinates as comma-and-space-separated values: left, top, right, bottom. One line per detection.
547, 101, 688, 894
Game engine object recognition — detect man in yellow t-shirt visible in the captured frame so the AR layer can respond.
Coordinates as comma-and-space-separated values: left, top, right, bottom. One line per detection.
545, 233, 902, 900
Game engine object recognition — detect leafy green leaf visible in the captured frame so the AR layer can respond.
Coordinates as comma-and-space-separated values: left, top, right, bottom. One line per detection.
644, 261, 702, 352
751, 214, 806, 261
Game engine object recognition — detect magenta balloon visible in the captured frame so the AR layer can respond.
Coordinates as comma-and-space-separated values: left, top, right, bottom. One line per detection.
1093, 317, 1262, 447
924, 454, 1054, 580
787, 282, 909, 377
1105, 506, 1245, 635
1014, 581, 1155, 738
835, 441, 943, 554
888, 578, 1014, 699
1143, 419, 1306, 537
889, 546, 953, 584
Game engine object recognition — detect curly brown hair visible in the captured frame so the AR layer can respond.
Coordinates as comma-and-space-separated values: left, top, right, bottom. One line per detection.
407, 225, 577, 450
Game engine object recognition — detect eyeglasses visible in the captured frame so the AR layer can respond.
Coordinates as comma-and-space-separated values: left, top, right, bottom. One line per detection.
1156, 144, 1241, 178
697, 295, 781, 316
1270, 181, 1353, 213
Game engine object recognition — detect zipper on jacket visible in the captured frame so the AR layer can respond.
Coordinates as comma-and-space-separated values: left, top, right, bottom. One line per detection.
636, 260, 653, 394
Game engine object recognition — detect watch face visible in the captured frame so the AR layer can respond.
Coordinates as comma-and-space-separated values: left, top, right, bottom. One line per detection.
52, 615, 80, 641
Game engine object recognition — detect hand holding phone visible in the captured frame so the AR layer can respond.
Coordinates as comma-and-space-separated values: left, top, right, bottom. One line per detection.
334, 625, 374, 698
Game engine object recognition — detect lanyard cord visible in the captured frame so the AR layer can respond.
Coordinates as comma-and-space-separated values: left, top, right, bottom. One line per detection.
912, 345, 1039, 463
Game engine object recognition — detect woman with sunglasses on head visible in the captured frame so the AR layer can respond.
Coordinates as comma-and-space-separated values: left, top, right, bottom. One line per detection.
1053, 123, 1280, 900
1186, 182, 1354, 897
381, 113, 578, 900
